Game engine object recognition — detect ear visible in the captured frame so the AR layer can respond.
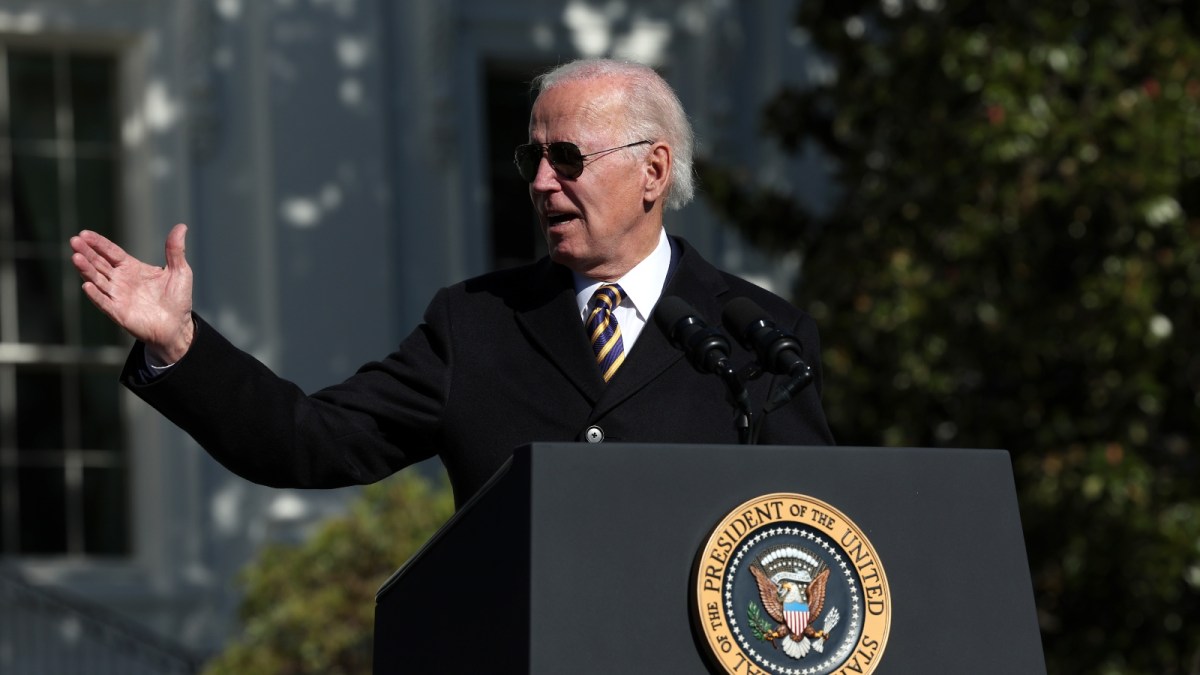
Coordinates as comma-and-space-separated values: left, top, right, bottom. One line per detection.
641, 142, 672, 204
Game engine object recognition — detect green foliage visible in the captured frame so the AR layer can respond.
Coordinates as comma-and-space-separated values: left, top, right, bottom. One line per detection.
202, 472, 454, 675
747, 601, 775, 641
700, 2, 1200, 673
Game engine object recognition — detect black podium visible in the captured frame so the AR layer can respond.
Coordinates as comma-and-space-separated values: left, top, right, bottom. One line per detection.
374, 444, 1045, 674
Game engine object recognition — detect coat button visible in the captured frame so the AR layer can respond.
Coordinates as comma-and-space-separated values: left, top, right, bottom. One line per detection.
584, 426, 605, 443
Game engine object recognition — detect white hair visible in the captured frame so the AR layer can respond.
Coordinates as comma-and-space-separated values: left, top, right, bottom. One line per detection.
532, 59, 696, 211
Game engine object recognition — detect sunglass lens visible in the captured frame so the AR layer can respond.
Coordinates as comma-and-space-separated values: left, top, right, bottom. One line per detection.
514, 145, 541, 182
547, 142, 584, 179
513, 142, 586, 182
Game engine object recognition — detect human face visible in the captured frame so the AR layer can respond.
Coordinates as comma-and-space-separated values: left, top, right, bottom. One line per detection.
527, 79, 663, 280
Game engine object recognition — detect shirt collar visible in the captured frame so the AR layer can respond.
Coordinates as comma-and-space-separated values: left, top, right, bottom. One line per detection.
573, 228, 671, 319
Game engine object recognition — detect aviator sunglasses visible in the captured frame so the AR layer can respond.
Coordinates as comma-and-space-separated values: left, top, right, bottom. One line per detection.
513, 140, 652, 182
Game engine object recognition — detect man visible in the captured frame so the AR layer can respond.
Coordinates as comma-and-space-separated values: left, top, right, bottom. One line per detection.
70, 58, 833, 508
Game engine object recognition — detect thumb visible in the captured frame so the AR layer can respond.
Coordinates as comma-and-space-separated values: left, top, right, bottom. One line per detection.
164, 223, 189, 270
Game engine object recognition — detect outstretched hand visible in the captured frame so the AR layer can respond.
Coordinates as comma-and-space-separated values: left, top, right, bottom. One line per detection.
70, 223, 195, 364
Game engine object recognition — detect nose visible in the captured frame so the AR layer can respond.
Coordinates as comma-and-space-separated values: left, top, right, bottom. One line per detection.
530, 153, 561, 193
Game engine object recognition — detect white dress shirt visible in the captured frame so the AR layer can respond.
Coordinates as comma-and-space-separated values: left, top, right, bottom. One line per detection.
573, 228, 671, 352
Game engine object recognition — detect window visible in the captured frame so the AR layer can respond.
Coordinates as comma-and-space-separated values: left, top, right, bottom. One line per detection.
0, 46, 128, 556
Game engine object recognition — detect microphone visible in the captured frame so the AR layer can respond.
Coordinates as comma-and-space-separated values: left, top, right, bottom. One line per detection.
722, 297, 814, 410
654, 296, 733, 375
656, 296, 757, 444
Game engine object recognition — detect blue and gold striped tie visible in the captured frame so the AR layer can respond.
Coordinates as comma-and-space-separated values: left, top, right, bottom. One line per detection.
588, 284, 626, 382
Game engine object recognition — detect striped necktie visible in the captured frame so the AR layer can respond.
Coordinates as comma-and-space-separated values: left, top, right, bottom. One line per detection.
588, 284, 626, 382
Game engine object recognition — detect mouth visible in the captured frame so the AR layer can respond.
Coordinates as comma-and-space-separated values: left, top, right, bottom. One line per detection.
544, 212, 578, 227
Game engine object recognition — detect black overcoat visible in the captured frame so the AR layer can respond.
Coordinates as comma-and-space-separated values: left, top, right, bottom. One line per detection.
121, 237, 834, 507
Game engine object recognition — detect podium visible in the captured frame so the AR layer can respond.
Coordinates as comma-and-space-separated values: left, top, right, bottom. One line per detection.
374, 444, 1045, 674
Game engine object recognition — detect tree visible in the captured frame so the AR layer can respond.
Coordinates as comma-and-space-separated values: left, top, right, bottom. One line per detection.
202, 472, 454, 675
699, 1, 1200, 673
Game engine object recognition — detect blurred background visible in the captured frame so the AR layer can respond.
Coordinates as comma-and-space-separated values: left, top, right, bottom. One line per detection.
0, 1, 1195, 673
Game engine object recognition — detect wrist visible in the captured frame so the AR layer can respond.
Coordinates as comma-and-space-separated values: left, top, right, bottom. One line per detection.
146, 314, 195, 366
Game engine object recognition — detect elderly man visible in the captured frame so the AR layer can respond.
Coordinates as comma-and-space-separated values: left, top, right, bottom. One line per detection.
70, 58, 833, 508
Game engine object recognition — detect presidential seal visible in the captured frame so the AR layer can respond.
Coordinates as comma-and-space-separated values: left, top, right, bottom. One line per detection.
694, 494, 890, 675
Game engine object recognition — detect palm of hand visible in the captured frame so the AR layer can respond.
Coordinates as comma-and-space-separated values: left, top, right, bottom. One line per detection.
70, 223, 195, 363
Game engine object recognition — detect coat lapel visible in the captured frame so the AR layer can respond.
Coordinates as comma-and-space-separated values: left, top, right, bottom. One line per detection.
513, 260, 607, 403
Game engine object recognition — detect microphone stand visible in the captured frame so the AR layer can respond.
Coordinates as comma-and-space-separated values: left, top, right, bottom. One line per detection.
716, 361, 756, 445
732, 360, 814, 445
765, 363, 814, 413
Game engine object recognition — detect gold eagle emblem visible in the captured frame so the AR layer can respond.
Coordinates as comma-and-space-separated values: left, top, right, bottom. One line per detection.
749, 550, 841, 659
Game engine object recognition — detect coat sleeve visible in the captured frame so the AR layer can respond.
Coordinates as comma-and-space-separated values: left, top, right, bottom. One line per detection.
120, 290, 455, 488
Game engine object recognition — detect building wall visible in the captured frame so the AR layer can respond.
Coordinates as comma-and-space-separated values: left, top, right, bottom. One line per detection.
0, 0, 822, 657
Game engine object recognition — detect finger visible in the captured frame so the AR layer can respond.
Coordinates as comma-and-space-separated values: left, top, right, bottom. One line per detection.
164, 223, 188, 271
69, 235, 104, 270
71, 238, 118, 279
70, 251, 98, 279
77, 229, 130, 266
81, 280, 119, 316
69, 234, 91, 256
70, 251, 117, 289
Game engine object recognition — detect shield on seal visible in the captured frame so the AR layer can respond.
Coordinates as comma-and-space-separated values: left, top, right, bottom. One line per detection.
784, 601, 810, 635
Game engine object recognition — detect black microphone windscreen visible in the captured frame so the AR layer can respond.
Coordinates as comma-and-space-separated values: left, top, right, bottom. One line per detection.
654, 296, 696, 335
722, 297, 770, 338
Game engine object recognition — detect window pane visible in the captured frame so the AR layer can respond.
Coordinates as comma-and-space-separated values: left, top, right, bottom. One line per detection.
80, 296, 122, 347
83, 466, 127, 555
7, 51, 57, 142
79, 369, 122, 452
15, 366, 63, 451
17, 466, 67, 554
0, 364, 13, 439
70, 55, 117, 144
11, 152, 61, 245
75, 156, 117, 236
16, 257, 66, 344
75, 154, 122, 350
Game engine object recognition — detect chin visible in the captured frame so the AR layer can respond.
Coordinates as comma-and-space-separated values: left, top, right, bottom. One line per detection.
546, 238, 577, 263
548, 247, 579, 268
